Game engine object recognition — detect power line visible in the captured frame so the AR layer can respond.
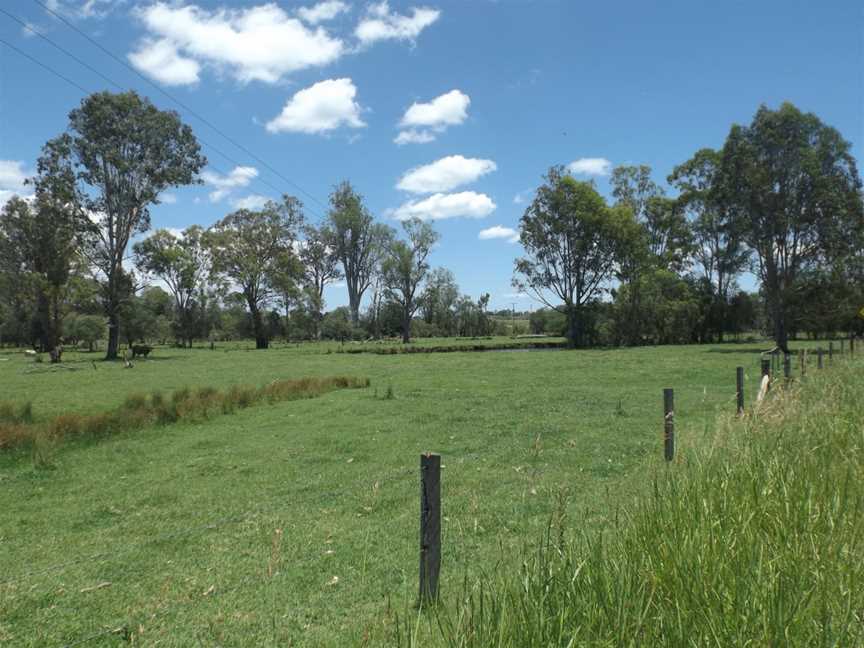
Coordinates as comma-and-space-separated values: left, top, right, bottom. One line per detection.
0, 38, 90, 95
31, 0, 332, 216
0, 22, 316, 217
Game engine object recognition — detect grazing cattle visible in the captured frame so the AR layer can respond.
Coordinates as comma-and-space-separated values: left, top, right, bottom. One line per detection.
131, 345, 152, 359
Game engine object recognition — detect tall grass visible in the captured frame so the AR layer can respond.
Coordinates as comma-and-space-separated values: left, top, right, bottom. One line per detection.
0, 376, 370, 453
399, 362, 864, 647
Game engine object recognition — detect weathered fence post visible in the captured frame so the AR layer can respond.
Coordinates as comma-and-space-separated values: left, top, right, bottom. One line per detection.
663, 389, 674, 462
783, 354, 791, 383
829, 341, 834, 364
419, 453, 441, 604
851, 335, 856, 357
817, 348, 824, 369
736, 367, 745, 416
800, 349, 806, 377
761, 358, 771, 390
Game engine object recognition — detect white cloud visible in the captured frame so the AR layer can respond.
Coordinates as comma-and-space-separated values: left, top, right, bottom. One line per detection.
0, 160, 31, 207
395, 89, 470, 144
298, 1, 349, 24
266, 78, 366, 134
568, 157, 612, 176
131, 2, 344, 85
397, 155, 496, 194
355, 1, 440, 46
478, 225, 519, 243
44, 0, 124, 20
128, 38, 201, 86
394, 129, 436, 145
201, 165, 258, 202
513, 189, 531, 205
160, 192, 178, 204
232, 194, 270, 210
390, 191, 495, 221
400, 89, 469, 128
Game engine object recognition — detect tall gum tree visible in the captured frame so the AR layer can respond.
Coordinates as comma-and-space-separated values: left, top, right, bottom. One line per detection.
67, 91, 205, 359
206, 197, 303, 349
514, 166, 641, 348
381, 218, 437, 343
719, 102, 863, 352
327, 181, 389, 325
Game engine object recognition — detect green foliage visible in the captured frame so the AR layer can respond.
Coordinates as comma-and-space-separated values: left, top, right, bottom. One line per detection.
515, 166, 642, 347
718, 102, 863, 350
206, 198, 303, 349
327, 181, 392, 324
66, 91, 206, 360
381, 218, 439, 343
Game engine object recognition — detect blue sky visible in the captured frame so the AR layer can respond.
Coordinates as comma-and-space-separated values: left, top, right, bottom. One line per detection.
1, 0, 861, 312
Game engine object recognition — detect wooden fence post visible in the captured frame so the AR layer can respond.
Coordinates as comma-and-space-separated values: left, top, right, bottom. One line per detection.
829, 341, 834, 364
783, 354, 791, 383
663, 389, 674, 462
851, 335, 855, 357
736, 367, 745, 416
761, 358, 771, 390
419, 453, 441, 604
800, 349, 806, 377
818, 348, 824, 369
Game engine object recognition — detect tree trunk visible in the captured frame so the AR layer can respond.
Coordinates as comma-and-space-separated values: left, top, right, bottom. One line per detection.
105, 310, 120, 360
402, 305, 411, 344
565, 304, 578, 349
249, 302, 268, 349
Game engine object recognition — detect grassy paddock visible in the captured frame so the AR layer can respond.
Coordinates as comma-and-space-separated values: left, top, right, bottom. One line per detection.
400, 359, 864, 647
0, 340, 853, 646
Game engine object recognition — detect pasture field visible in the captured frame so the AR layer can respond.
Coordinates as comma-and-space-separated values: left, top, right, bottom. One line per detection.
0, 339, 843, 646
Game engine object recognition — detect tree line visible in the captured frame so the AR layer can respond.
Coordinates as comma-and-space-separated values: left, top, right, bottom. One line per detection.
514, 102, 863, 351
1, 93, 861, 360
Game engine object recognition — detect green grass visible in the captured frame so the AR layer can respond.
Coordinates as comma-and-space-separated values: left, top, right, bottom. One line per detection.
399, 357, 864, 647
0, 340, 853, 646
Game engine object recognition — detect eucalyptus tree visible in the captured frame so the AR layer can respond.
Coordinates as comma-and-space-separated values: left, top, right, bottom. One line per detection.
299, 223, 342, 338
0, 137, 89, 359
133, 225, 209, 347
381, 218, 437, 343
669, 148, 749, 341
514, 166, 640, 348
206, 197, 303, 349
64, 91, 206, 359
327, 181, 390, 324
718, 102, 863, 351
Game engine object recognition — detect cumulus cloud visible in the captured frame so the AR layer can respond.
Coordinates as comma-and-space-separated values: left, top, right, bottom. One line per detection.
232, 194, 271, 210
390, 191, 495, 221
298, 0, 349, 24
201, 165, 258, 202
0, 160, 31, 207
130, 2, 344, 84
355, 1, 440, 46
397, 155, 496, 194
128, 38, 200, 86
568, 157, 612, 176
266, 78, 366, 134
512, 189, 531, 205
478, 225, 519, 243
160, 192, 178, 204
395, 89, 470, 144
